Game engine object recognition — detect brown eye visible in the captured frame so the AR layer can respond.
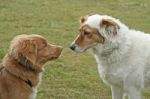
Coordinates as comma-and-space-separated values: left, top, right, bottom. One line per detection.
84, 31, 90, 35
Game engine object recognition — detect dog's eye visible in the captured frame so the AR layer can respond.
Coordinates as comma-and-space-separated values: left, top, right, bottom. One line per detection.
84, 32, 90, 35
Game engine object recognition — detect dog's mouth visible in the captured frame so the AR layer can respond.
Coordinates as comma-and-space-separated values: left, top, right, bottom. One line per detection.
49, 47, 63, 60
82, 47, 92, 52
50, 56, 59, 60
70, 43, 98, 53
81, 45, 97, 52
49, 52, 62, 60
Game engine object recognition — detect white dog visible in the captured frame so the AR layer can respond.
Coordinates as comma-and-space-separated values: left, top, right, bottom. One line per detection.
70, 14, 150, 99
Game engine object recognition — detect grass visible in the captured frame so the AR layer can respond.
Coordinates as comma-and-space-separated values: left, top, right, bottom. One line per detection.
0, 0, 150, 98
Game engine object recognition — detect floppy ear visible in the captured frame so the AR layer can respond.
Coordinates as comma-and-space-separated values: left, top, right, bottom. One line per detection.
31, 40, 38, 64
100, 19, 120, 38
22, 40, 31, 51
19, 39, 34, 61
21, 39, 38, 53
17, 40, 42, 72
19, 39, 38, 64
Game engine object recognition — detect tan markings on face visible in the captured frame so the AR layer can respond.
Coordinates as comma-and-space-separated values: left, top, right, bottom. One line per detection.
75, 25, 104, 49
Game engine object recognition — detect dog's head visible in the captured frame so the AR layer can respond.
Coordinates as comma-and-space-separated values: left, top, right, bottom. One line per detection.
9, 34, 63, 71
70, 14, 120, 52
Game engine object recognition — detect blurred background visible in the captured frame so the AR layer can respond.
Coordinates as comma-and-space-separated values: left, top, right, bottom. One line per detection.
0, 0, 150, 99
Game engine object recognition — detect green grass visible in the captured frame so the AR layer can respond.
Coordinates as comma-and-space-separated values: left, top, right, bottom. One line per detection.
0, 0, 150, 99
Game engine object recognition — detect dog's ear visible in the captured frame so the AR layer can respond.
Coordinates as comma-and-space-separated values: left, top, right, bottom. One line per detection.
79, 16, 88, 24
22, 39, 37, 53
20, 39, 34, 61
19, 39, 38, 64
31, 40, 38, 63
22, 40, 31, 51
18, 40, 42, 72
100, 19, 120, 39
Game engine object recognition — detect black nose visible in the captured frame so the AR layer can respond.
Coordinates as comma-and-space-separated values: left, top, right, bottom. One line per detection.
70, 44, 76, 50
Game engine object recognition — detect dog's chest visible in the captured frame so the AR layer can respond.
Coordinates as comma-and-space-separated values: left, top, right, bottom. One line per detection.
29, 73, 43, 99
29, 87, 38, 99
98, 64, 124, 86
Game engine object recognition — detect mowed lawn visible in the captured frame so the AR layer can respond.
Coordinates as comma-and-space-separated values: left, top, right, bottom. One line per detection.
0, 0, 150, 99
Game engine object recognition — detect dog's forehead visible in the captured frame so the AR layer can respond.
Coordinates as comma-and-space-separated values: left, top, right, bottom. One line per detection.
79, 24, 100, 34
31, 36, 47, 42
84, 15, 102, 29
80, 25, 91, 31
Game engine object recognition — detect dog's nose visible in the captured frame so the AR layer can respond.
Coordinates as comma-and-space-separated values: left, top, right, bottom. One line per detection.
70, 43, 76, 50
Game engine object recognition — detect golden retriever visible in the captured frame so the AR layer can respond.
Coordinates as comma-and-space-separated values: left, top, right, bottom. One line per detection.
0, 34, 63, 99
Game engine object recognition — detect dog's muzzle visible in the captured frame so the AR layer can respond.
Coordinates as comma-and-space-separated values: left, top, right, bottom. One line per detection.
70, 43, 76, 50
70, 43, 85, 52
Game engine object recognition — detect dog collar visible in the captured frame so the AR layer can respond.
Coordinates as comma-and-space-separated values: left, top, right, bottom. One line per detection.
18, 61, 35, 72
17, 54, 35, 72
4, 66, 33, 88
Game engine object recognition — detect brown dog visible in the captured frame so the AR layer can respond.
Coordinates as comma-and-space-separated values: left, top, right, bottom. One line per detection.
0, 34, 63, 99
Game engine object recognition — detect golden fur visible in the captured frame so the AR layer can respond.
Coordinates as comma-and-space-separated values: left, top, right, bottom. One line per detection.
0, 34, 63, 99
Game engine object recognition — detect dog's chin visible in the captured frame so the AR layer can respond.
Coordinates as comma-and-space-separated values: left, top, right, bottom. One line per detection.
74, 44, 99, 53
49, 56, 59, 60
74, 47, 93, 53
71, 42, 99, 53
74, 49, 86, 53
49, 52, 62, 60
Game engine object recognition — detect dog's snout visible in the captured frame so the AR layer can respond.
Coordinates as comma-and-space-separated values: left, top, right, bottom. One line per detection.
70, 43, 76, 50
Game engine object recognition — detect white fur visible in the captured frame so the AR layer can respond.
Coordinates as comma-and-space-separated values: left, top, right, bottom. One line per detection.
75, 15, 150, 99
29, 73, 43, 99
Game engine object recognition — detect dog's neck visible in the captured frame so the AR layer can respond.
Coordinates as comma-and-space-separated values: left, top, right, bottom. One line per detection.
91, 36, 131, 64
2, 54, 43, 87
17, 54, 36, 72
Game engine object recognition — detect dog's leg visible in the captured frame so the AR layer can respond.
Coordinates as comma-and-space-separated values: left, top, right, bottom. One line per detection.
127, 87, 142, 99
111, 86, 123, 99
125, 71, 143, 99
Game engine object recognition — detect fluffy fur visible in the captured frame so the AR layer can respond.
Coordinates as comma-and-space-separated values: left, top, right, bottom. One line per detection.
70, 14, 150, 99
0, 34, 63, 99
